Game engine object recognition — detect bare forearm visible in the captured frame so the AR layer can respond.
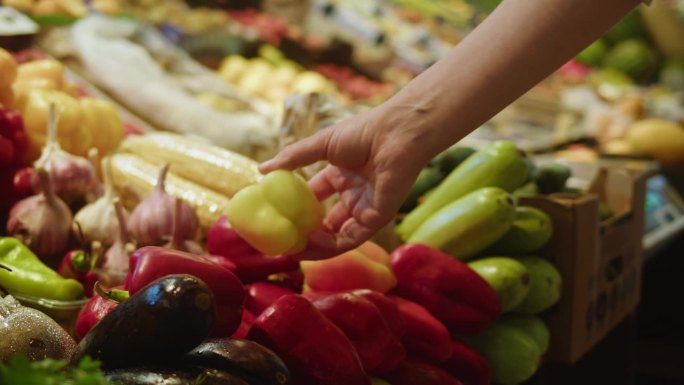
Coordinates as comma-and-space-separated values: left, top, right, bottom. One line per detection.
383, 0, 642, 159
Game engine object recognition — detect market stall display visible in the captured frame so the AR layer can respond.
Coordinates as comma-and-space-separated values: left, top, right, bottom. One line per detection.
1, 0, 682, 383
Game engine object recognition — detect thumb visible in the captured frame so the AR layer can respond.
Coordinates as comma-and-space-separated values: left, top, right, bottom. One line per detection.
259, 129, 332, 173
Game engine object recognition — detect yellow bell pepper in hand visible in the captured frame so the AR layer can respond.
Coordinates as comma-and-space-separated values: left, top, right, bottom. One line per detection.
226, 170, 323, 256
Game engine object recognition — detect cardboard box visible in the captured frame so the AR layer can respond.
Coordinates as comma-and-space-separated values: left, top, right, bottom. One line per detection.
521, 163, 648, 363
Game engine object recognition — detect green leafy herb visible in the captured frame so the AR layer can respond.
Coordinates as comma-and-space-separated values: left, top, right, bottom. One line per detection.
0, 354, 117, 385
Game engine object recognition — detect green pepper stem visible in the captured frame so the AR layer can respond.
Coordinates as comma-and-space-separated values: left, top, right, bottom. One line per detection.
94, 281, 129, 304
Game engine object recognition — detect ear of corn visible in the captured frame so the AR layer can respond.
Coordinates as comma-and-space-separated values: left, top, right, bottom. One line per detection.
119, 132, 263, 198
109, 153, 231, 232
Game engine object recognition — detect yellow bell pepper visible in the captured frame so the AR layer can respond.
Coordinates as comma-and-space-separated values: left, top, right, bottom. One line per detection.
16, 59, 65, 89
80, 98, 124, 156
0, 48, 17, 88
226, 170, 323, 256
0, 87, 14, 108
21, 89, 92, 162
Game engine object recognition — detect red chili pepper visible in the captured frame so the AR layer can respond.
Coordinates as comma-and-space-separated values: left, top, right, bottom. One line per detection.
12, 166, 36, 197
311, 291, 406, 375
245, 282, 295, 316
125, 246, 245, 337
207, 217, 299, 282
389, 295, 453, 363
246, 294, 371, 385
75, 289, 119, 341
390, 244, 500, 336
57, 249, 101, 297
382, 359, 463, 385
439, 339, 491, 385
0, 108, 27, 168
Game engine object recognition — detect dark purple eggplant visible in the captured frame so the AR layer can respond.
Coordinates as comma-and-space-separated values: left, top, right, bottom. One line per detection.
71, 275, 214, 369
105, 366, 249, 385
186, 338, 290, 385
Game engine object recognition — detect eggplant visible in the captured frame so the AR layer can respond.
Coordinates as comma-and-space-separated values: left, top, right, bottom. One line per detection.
186, 339, 290, 385
71, 275, 215, 369
105, 366, 250, 385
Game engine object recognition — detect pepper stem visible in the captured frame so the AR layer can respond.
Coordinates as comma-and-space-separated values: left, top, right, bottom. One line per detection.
156, 163, 170, 193
94, 281, 130, 304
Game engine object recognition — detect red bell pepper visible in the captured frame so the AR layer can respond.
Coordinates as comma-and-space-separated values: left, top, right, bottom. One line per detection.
246, 294, 371, 385
351, 289, 405, 340
126, 246, 245, 337
245, 282, 296, 316
439, 339, 491, 385
231, 309, 256, 339
207, 217, 299, 282
389, 296, 453, 363
74, 289, 119, 340
312, 291, 406, 375
382, 359, 463, 385
390, 244, 500, 335
0, 108, 27, 168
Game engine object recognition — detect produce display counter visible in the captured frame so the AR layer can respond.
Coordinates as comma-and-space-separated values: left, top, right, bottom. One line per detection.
1, 1, 683, 384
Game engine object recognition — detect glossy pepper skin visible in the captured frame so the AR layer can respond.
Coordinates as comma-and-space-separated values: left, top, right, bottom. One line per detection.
390, 244, 500, 335
301, 243, 397, 294
312, 291, 406, 375
382, 359, 463, 385
245, 282, 296, 316
207, 217, 299, 282
0, 108, 27, 168
439, 339, 491, 385
389, 296, 453, 363
246, 294, 371, 385
74, 290, 119, 340
226, 170, 323, 256
0, 237, 84, 301
125, 246, 245, 338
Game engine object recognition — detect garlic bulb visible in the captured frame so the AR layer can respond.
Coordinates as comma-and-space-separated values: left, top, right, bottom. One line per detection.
100, 199, 135, 287
34, 103, 97, 203
73, 157, 123, 247
7, 168, 73, 263
165, 197, 204, 254
127, 163, 200, 246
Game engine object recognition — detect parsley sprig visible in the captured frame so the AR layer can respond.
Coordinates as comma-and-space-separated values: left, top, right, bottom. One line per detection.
0, 355, 116, 385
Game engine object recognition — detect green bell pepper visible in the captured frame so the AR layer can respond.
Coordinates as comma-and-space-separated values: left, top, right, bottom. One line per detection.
0, 237, 84, 301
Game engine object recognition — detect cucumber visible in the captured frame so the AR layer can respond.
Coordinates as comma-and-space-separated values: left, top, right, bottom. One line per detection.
397, 141, 527, 241
533, 163, 571, 194
430, 146, 476, 175
400, 167, 445, 213
407, 187, 516, 260
485, 206, 553, 254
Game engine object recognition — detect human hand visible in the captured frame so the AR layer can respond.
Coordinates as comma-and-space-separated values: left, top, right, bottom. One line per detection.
259, 104, 434, 260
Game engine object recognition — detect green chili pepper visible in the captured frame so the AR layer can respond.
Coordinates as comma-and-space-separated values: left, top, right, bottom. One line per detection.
0, 237, 84, 301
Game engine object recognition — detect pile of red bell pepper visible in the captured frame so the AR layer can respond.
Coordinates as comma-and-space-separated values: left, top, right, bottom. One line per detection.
74, 214, 500, 385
